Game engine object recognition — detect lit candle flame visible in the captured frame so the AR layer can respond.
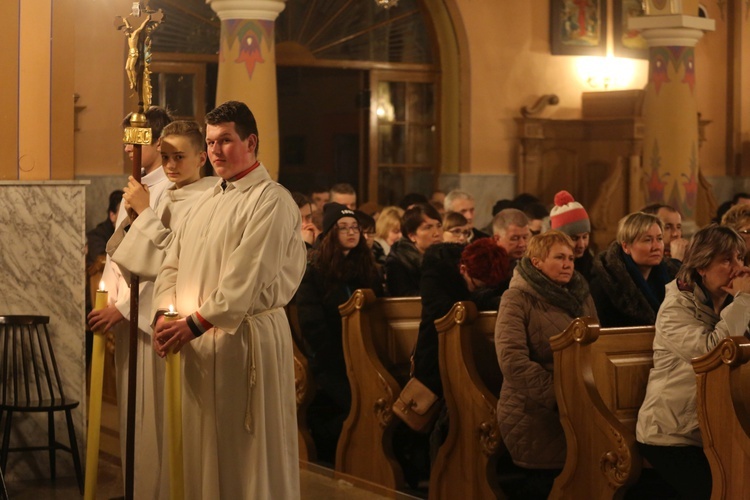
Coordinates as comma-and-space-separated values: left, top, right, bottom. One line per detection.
98, 280, 106, 292
168, 304, 175, 314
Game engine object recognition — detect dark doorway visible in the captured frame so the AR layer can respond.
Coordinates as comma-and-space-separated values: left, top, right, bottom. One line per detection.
277, 66, 365, 197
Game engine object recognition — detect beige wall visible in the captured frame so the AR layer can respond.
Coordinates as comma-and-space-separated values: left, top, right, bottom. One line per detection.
73, 0, 127, 176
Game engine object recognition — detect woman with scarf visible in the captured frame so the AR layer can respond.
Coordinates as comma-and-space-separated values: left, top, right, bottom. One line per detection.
296, 202, 382, 462
495, 230, 597, 499
589, 212, 678, 327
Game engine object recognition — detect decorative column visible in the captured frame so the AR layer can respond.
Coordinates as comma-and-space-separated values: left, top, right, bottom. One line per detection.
208, 0, 286, 179
630, 9, 714, 222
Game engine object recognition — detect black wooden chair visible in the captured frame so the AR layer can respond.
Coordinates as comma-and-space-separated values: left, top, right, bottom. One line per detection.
0, 315, 83, 493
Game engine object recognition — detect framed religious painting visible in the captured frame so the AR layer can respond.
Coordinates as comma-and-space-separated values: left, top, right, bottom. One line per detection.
550, 0, 607, 56
613, 0, 649, 59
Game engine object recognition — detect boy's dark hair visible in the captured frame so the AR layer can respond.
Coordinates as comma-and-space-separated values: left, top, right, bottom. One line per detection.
108, 190, 124, 215
291, 192, 311, 209
161, 120, 205, 153
205, 100, 260, 155
733, 193, 750, 204
121, 106, 173, 145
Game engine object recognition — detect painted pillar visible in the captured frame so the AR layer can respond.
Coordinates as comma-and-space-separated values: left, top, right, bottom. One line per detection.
629, 13, 714, 221
208, 0, 286, 179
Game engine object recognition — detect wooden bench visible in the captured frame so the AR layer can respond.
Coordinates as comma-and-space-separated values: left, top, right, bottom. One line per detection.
693, 336, 750, 499
335, 289, 422, 494
285, 302, 317, 463
429, 301, 505, 500
549, 317, 655, 499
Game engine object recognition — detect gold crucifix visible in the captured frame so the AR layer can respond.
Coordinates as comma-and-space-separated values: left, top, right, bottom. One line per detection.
115, 2, 165, 112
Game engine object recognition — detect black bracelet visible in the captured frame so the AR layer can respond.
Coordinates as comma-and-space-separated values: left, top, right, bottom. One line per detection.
185, 315, 204, 337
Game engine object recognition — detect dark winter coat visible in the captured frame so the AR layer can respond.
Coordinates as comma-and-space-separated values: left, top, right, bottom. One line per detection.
412, 243, 506, 396
589, 241, 678, 327
295, 258, 382, 409
384, 238, 423, 297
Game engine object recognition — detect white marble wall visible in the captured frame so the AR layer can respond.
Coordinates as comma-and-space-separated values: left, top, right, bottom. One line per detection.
0, 181, 87, 481
77, 175, 128, 232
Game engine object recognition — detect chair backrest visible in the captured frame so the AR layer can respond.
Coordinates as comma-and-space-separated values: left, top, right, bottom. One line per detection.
0, 316, 68, 407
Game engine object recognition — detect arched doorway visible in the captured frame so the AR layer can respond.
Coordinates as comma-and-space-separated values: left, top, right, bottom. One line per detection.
275, 0, 440, 205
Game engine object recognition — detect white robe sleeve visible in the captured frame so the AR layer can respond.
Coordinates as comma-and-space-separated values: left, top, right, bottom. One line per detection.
196, 185, 305, 334
111, 207, 175, 281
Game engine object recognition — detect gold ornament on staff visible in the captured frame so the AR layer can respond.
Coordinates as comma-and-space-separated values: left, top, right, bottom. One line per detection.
111, 3, 164, 500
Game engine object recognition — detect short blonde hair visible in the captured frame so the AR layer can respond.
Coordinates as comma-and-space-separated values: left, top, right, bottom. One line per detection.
375, 206, 404, 240
527, 230, 574, 261
721, 204, 750, 230
617, 212, 663, 245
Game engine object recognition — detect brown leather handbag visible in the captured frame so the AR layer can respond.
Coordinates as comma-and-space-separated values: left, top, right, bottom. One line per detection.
393, 378, 441, 433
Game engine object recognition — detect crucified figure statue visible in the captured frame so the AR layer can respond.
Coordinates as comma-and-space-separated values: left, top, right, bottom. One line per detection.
122, 15, 151, 91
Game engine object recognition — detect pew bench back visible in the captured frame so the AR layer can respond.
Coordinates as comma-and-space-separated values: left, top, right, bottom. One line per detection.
335, 289, 422, 495
549, 317, 655, 500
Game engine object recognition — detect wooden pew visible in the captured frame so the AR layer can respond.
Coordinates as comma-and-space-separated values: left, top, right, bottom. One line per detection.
693, 336, 750, 499
335, 289, 422, 494
285, 302, 317, 463
549, 317, 655, 499
429, 301, 505, 500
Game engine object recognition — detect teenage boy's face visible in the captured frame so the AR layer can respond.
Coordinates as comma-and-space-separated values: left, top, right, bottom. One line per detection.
205, 122, 257, 180
160, 135, 206, 188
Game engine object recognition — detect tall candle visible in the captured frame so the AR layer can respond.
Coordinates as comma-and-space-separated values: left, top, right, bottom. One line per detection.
84, 281, 108, 500
164, 306, 184, 500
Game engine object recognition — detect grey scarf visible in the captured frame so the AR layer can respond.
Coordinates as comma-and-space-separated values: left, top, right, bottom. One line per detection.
517, 257, 590, 318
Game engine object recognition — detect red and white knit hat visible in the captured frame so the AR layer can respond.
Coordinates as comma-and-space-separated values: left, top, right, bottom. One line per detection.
550, 190, 590, 236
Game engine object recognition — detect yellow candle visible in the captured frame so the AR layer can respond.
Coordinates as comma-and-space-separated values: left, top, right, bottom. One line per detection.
84, 281, 108, 500
164, 306, 184, 500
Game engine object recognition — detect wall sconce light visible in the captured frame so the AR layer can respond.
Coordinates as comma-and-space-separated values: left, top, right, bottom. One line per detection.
576, 56, 640, 90
374, 0, 399, 8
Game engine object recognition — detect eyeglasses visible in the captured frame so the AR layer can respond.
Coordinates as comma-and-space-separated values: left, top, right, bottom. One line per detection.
337, 225, 361, 234
362, 230, 376, 237
738, 229, 750, 235
447, 228, 472, 237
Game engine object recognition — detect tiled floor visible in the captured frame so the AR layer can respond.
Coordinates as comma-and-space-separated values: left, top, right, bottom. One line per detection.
4, 457, 398, 499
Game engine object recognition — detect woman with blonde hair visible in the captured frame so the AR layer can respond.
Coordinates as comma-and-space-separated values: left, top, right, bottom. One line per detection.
495, 230, 597, 498
372, 206, 404, 265
589, 212, 678, 327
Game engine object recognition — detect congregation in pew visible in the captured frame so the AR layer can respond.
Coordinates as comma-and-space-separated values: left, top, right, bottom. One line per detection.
283, 183, 750, 499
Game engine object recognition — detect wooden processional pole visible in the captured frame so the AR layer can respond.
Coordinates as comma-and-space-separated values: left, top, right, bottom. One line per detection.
114, 3, 164, 499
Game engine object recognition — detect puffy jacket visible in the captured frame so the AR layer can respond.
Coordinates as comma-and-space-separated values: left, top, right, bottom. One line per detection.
495, 267, 597, 468
636, 280, 750, 446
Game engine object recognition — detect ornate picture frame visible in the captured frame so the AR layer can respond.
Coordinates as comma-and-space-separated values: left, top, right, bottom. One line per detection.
550, 0, 607, 56
613, 0, 649, 59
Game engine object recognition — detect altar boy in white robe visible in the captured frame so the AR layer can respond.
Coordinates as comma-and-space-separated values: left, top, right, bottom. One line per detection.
152, 101, 306, 499
106, 119, 215, 498
87, 106, 173, 497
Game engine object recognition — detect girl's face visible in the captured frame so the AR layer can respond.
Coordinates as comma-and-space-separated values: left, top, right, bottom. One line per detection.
336, 216, 361, 253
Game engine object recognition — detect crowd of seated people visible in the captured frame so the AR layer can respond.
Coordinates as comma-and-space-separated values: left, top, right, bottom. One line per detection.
286, 182, 750, 499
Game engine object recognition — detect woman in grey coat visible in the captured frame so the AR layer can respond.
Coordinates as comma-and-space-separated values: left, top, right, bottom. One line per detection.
495, 230, 597, 499
636, 224, 750, 499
